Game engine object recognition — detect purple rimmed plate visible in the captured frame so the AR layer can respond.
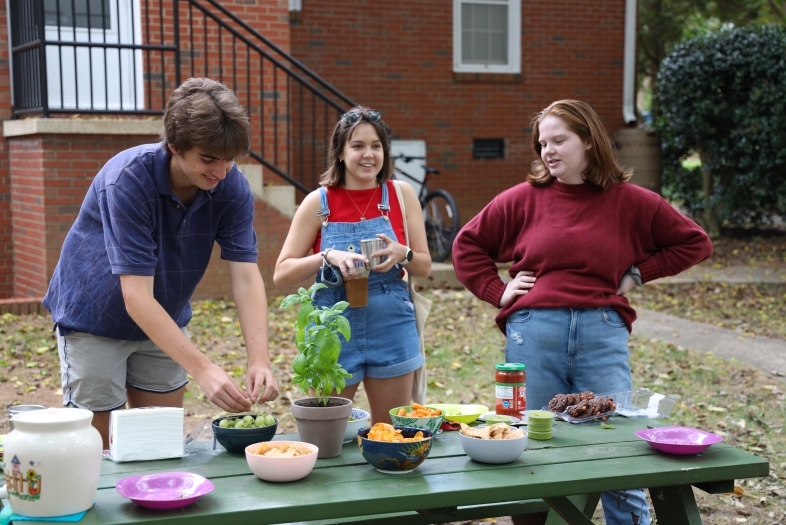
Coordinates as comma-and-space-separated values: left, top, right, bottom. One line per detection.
116, 471, 215, 510
635, 426, 723, 455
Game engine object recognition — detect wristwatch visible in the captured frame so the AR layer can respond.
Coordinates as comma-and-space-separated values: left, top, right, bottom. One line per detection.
400, 247, 414, 266
627, 264, 643, 286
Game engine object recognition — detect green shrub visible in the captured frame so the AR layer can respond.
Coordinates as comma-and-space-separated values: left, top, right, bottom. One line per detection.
654, 24, 786, 232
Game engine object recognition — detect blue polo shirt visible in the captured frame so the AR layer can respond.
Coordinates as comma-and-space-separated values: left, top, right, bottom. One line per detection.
43, 143, 259, 340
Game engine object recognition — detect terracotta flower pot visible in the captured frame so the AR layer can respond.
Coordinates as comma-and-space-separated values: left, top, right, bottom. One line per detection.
291, 397, 353, 459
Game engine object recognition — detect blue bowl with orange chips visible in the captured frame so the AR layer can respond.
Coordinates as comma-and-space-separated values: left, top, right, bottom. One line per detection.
357, 426, 433, 474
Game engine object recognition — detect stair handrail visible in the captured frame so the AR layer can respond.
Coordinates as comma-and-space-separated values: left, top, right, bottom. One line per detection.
186, 1, 349, 109
203, 0, 356, 109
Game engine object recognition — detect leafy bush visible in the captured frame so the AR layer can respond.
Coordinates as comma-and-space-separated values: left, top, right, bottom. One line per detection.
654, 24, 786, 232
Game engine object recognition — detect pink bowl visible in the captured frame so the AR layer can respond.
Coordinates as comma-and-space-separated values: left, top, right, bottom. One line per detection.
116, 471, 215, 510
245, 441, 319, 482
635, 426, 723, 455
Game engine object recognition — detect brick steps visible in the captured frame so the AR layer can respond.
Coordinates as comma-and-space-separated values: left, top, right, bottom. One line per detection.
0, 297, 46, 315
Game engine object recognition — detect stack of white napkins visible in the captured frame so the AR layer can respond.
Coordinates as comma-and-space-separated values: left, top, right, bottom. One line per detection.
109, 407, 184, 462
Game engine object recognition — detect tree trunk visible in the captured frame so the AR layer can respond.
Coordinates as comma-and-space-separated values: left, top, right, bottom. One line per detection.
700, 152, 721, 237
767, 0, 785, 20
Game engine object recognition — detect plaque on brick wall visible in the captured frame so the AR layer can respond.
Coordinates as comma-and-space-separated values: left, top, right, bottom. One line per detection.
472, 138, 505, 159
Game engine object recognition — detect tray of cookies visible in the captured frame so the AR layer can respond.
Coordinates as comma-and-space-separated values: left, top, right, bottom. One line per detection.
544, 391, 617, 423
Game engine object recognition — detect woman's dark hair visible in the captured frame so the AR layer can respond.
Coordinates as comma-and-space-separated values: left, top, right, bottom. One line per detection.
161, 77, 250, 160
320, 106, 393, 187
528, 99, 631, 189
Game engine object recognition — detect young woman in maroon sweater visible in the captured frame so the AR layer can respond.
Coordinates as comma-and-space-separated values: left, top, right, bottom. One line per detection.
453, 100, 712, 525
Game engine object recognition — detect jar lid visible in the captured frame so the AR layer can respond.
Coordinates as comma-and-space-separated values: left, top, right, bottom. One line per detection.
12, 407, 93, 425
495, 363, 526, 371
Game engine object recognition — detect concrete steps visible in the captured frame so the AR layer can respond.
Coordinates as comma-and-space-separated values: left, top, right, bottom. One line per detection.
239, 164, 297, 218
412, 262, 463, 290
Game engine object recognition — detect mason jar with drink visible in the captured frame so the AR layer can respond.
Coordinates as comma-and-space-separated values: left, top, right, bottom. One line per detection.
344, 261, 370, 308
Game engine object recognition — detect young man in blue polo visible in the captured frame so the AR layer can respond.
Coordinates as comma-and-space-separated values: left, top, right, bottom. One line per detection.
43, 78, 279, 448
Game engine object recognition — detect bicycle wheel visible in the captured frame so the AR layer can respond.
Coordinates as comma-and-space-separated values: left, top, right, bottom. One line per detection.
421, 189, 460, 262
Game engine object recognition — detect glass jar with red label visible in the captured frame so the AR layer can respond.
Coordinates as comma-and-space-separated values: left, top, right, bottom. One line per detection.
495, 363, 526, 416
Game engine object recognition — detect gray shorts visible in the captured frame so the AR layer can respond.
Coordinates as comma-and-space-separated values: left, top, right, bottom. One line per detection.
56, 328, 189, 412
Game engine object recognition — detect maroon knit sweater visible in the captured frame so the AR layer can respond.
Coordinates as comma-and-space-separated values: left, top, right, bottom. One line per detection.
452, 180, 712, 333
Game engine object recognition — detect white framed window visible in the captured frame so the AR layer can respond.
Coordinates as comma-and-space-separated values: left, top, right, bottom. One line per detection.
45, 0, 111, 29
44, 0, 143, 111
453, 0, 521, 74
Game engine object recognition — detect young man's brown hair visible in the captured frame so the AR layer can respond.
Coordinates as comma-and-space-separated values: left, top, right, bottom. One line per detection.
161, 77, 250, 159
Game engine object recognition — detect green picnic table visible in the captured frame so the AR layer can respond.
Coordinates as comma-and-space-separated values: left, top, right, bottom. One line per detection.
3, 418, 768, 525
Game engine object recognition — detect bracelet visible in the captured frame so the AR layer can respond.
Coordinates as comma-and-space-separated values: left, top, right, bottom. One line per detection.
321, 247, 333, 267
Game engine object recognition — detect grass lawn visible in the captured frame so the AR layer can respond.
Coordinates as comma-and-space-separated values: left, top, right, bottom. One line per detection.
1, 229, 784, 524
628, 282, 786, 339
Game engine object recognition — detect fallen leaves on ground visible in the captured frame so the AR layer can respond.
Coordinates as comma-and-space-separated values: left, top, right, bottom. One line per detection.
708, 228, 786, 269
1, 230, 785, 525
628, 282, 786, 340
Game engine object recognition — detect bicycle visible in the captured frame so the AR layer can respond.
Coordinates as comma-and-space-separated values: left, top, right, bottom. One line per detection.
392, 153, 460, 262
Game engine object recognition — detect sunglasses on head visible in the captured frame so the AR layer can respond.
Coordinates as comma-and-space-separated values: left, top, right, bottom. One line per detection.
341, 109, 382, 125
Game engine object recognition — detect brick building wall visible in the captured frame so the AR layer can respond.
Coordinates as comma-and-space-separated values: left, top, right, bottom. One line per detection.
290, 0, 627, 224
1, 0, 629, 306
0, 0, 298, 302
3, 122, 297, 304
8, 132, 164, 297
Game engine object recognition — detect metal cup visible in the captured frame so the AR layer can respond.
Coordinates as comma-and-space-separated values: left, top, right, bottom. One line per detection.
8, 404, 46, 431
360, 238, 385, 269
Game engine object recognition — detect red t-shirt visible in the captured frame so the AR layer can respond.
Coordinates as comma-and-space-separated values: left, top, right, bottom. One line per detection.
312, 180, 407, 253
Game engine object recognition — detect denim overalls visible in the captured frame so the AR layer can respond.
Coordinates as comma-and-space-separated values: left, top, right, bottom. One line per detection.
313, 183, 423, 385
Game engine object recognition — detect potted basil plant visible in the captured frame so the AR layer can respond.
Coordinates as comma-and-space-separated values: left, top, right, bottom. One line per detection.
280, 282, 353, 458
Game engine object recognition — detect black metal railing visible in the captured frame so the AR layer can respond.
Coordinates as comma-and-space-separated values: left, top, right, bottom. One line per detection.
8, 0, 356, 193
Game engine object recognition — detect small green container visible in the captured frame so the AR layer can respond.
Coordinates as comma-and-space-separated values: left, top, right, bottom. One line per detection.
527, 429, 553, 441
526, 410, 554, 422
526, 410, 554, 434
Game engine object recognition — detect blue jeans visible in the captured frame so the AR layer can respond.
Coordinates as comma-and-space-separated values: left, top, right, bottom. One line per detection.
505, 307, 651, 525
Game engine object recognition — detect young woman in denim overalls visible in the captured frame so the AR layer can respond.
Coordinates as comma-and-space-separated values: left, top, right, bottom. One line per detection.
274, 107, 431, 424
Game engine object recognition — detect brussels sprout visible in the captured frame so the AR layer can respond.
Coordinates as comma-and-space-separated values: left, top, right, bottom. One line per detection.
216, 413, 275, 429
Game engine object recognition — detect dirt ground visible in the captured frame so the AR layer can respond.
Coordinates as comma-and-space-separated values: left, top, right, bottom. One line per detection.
3, 321, 783, 525
3, 228, 786, 524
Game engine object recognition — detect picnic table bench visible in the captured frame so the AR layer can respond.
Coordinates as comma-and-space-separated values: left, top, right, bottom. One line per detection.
2, 418, 769, 525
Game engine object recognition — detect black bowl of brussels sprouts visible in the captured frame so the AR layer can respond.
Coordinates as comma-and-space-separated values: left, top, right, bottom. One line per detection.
212, 413, 278, 454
